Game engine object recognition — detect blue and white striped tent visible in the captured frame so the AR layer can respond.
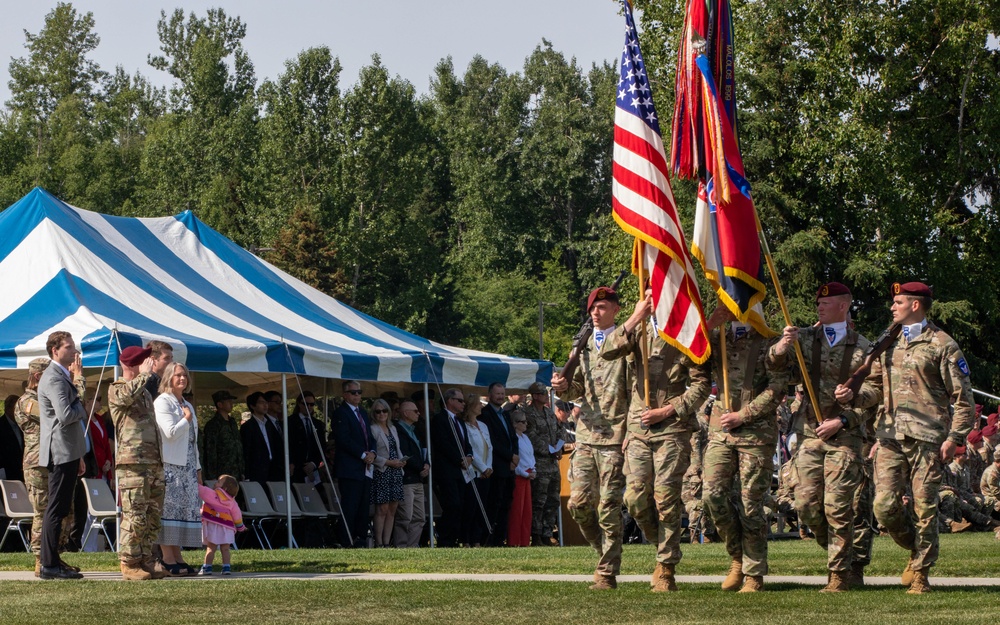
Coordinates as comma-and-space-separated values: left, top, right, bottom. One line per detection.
0, 188, 552, 390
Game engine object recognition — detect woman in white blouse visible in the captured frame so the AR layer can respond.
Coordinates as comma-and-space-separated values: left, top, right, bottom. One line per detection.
154, 362, 202, 575
461, 393, 493, 546
508, 409, 535, 546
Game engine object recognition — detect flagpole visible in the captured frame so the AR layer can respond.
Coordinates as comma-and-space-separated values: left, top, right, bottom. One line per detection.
717, 322, 731, 411
755, 220, 823, 424
636, 240, 652, 410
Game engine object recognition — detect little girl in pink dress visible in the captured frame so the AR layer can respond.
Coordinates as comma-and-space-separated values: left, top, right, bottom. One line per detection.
198, 475, 246, 575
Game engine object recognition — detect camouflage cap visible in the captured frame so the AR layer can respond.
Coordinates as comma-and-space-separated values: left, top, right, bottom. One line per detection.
528, 381, 547, 394
28, 358, 50, 374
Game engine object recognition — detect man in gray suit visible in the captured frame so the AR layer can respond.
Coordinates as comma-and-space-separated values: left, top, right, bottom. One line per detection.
37, 330, 87, 580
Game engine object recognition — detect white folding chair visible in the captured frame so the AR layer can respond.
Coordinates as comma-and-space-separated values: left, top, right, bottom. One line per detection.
81, 478, 118, 551
266, 482, 304, 548
0, 480, 34, 552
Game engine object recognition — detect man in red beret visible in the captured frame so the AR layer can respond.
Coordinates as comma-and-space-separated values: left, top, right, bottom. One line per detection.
551, 285, 629, 589
108, 345, 165, 580
771, 282, 878, 592
838, 281, 975, 594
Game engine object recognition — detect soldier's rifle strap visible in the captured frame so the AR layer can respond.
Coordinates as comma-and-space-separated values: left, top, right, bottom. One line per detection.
809, 328, 858, 421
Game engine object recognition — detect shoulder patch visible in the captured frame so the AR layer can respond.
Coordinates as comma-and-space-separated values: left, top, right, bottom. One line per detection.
956, 357, 970, 376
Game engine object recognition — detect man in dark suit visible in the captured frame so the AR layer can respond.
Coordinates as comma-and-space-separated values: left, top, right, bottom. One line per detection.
0, 394, 25, 481
36, 331, 87, 580
431, 387, 473, 547
289, 391, 326, 483
333, 380, 376, 547
240, 392, 283, 484
481, 382, 518, 546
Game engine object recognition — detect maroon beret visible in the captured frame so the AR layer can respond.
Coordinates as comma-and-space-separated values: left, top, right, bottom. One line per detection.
891, 281, 933, 298
587, 286, 619, 311
816, 282, 851, 301
120, 345, 152, 367
989, 413, 999, 428
955, 445, 967, 456
967, 429, 984, 445
982, 424, 998, 438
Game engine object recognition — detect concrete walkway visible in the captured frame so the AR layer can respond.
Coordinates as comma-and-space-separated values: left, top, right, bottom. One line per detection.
1, 571, 998, 586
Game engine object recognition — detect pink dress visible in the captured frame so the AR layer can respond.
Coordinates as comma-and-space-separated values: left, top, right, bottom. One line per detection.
198, 485, 245, 546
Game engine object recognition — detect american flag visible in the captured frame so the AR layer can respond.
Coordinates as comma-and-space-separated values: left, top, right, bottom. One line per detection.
611, 0, 710, 364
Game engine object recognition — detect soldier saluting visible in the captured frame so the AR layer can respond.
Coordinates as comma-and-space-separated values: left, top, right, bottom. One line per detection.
837, 281, 975, 595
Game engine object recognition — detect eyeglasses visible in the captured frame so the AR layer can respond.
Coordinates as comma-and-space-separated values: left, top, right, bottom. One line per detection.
373, 409, 389, 415
452, 398, 466, 404
346, 389, 362, 395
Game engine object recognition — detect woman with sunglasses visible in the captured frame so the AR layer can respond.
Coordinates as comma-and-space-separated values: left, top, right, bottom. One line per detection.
370, 398, 405, 547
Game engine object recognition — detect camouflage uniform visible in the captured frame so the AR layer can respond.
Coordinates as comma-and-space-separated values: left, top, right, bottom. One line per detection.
14, 389, 73, 555
523, 401, 567, 541
981, 464, 1000, 511
852, 433, 877, 568
769, 325, 876, 574
602, 323, 710, 566
966, 447, 987, 493
560, 328, 629, 576
682, 414, 713, 541
865, 321, 976, 571
704, 328, 784, 576
109, 372, 165, 564
200, 411, 244, 480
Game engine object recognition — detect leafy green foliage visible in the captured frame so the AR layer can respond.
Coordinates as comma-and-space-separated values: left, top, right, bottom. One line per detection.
1, 1, 998, 394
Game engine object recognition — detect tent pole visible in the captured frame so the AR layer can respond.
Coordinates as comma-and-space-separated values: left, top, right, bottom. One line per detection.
114, 364, 121, 551
282, 374, 293, 548
322, 378, 329, 430
424, 382, 434, 548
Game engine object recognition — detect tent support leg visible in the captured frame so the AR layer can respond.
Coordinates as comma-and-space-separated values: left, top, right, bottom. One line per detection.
425, 382, 434, 548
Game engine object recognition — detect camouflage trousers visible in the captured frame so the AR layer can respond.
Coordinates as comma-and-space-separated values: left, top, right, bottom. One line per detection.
702, 440, 773, 576
117, 464, 165, 562
939, 490, 992, 527
624, 433, 690, 565
851, 456, 875, 567
873, 438, 942, 570
530, 460, 561, 538
24, 466, 73, 555
795, 437, 862, 573
568, 443, 626, 576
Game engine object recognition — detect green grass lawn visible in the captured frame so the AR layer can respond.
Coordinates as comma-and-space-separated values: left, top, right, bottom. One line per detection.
2, 533, 998, 577
0, 579, 996, 625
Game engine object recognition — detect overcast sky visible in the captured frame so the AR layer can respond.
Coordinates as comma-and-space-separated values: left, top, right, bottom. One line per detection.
0, 1, 626, 103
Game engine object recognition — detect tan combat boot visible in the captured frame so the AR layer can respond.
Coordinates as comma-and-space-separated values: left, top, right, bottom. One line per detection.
900, 559, 915, 587
906, 568, 931, 594
848, 562, 866, 589
589, 574, 617, 590
143, 557, 169, 580
120, 558, 153, 581
739, 575, 764, 593
819, 571, 849, 593
721, 558, 744, 591
949, 519, 972, 533
650, 562, 662, 589
651, 563, 677, 592
34, 556, 41, 578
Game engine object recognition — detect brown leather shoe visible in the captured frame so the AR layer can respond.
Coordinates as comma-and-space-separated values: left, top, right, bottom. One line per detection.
819, 571, 849, 593
721, 558, 744, 591
651, 563, 677, 592
589, 574, 617, 590
906, 568, 931, 594
120, 559, 153, 581
739, 575, 764, 592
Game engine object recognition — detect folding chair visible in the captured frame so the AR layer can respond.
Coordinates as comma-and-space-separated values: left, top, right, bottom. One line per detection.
81, 478, 118, 551
0, 480, 34, 552
266, 482, 304, 548
292, 483, 331, 520
239, 481, 282, 549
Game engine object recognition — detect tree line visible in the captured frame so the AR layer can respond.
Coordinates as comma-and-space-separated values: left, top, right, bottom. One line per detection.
3, 3, 999, 395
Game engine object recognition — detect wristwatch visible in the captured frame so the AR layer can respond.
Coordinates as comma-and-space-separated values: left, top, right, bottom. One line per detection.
838, 415, 849, 427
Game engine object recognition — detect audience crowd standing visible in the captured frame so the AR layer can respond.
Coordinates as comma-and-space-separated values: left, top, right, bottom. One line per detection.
6, 284, 1000, 596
